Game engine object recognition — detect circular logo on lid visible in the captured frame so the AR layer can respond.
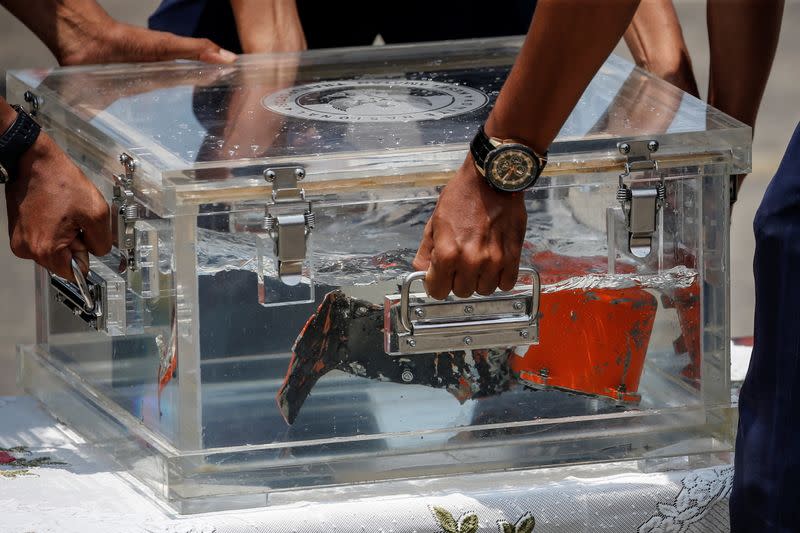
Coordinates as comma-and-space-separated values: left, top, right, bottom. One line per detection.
262, 79, 488, 123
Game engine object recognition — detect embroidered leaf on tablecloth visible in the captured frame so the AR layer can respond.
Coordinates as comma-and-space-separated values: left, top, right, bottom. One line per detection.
515, 514, 536, 533
657, 503, 680, 518
431, 506, 459, 533
1, 446, 28, 453
459, 513, 479, 533
0, 469, 33, 479
498, 521, 515, 533
497, 513, 536, 533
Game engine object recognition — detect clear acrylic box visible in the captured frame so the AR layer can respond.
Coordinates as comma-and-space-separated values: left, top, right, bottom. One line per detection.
8, 37, 749, 513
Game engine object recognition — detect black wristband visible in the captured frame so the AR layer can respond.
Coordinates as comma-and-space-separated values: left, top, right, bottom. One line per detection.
0, 105, 41, 184
469, 125, 495, 172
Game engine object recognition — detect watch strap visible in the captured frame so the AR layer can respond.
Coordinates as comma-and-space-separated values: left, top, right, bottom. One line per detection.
469, 124, 495, 172
0, 105, 41, 183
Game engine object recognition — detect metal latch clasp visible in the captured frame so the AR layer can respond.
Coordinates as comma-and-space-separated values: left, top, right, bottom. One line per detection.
384, 268, 541, 355
112, 153, 140, 271
616, 140, 665, 258
263, 165, 315, 285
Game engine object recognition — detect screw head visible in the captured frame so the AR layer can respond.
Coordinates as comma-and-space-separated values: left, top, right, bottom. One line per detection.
519, 330, 529, 339
647, 140, 659, 152
406, 338, 416, 348
463, 336, 473, 346
119, 153, 136, 171
619, 143, 631, 155
295, 168, 305, 180
414, 307, 425, 318
464, 305, 474, 315
264, 169, 276, 182
401, 370, 414, 383
513, 301, 524, 311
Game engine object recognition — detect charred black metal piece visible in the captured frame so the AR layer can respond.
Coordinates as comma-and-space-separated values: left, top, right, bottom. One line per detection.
277, 290, 514, 424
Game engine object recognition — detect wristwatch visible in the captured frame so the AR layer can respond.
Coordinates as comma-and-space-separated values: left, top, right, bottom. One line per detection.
470, 124, 547, 193
0, 105, 41, 184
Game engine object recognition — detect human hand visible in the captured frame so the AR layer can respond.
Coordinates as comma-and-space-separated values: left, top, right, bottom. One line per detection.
412, 157, 527, 300
5, 132, 111, 281
59, 22, 236, 66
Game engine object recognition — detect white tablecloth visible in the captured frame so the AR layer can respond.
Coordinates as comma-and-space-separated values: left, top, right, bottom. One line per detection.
0, 395, 734, 533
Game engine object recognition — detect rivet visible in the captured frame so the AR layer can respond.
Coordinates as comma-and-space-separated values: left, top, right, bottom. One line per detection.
406, 338, 416, 348
513, 301, 524, 311
401, 370, 414, 383
414, 307, 425, 318
464, 305, 474, 315
539, 368, 549, 378
264, 169, 276, 182
647, 140, 659, 152
295, 168, 305, 180
463, 336, 473, 346
519, 330, 529, 339
619, 143, 631, 155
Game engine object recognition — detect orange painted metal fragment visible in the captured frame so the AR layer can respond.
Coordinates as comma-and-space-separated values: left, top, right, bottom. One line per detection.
512, 286, 658, 403
661, 283, 701, 380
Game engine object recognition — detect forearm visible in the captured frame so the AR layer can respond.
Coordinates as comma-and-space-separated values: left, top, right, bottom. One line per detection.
486, 0, 641, 154
624, 0, 698, 95
229, 0, 306, 53
0, 0, 112, 64
707, 0, 784, 129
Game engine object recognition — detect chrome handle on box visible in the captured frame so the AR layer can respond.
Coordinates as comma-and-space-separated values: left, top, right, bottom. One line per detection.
385, 267, 541, 355
49, 257, 127, 335
70, 258, 95, 312
50, 258, 103, 329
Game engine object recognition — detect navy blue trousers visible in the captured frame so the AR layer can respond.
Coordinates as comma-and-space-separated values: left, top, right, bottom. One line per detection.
150, 0, 537, 53
732, 122, 800, 531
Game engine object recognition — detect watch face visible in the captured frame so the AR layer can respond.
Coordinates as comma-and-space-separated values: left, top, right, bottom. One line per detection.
485, 144, 539, 192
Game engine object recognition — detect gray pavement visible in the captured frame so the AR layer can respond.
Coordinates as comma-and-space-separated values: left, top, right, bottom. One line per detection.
0, 1, 798, 394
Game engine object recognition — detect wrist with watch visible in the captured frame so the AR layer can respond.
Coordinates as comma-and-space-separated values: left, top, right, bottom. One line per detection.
0, 104, 42, 184
470, 124, 547, 193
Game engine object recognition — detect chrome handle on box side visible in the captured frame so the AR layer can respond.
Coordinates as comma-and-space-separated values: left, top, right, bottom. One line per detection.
49, 258, 127, 335
385, 267, 540, 355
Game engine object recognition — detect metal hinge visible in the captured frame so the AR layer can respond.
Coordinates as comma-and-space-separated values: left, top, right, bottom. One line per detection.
616, 140, 665, 258
112, 153, 140, 271
263, 165, 315, 285
23, 91, 41, 116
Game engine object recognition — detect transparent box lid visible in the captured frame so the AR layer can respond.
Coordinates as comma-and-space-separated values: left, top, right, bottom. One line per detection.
7, 37, 751, 216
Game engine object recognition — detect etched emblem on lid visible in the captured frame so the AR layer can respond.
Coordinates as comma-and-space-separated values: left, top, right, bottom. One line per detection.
262, 79, 488, 123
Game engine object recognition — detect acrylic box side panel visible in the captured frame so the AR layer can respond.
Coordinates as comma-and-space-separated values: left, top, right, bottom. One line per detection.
31, 210, 186, 447
189, 160, 732, 464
